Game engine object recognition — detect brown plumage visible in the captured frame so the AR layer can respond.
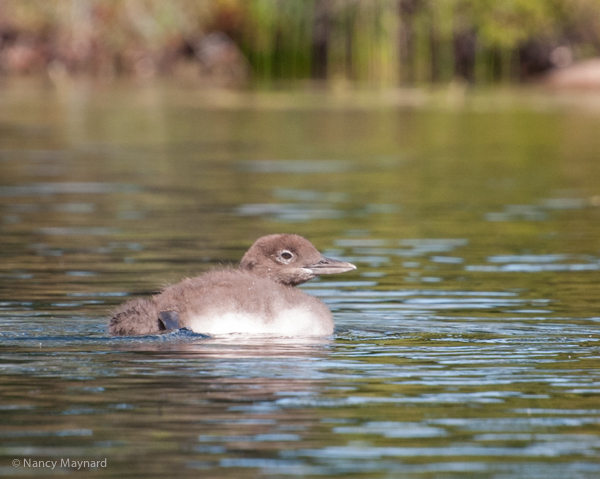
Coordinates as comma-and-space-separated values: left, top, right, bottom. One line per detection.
109, 234, 356, 336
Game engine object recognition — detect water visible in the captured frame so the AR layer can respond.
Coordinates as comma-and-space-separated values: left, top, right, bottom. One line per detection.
1, 81, 600, 478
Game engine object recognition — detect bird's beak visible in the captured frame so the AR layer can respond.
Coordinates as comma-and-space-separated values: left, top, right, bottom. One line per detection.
304, 256, 356, 276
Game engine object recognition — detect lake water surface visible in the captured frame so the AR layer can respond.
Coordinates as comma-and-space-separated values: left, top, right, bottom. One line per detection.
1, 81, 599, 478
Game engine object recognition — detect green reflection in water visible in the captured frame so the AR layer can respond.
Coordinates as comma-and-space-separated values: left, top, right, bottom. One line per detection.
0, 82, 599, 478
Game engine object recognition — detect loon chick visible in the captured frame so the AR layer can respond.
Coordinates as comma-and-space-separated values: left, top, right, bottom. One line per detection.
109, 234, 356, 336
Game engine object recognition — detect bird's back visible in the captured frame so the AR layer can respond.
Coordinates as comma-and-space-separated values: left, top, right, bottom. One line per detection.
157, 269, 334, 336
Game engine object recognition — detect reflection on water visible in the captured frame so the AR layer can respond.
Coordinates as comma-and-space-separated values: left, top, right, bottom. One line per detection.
1, 84, 600, 478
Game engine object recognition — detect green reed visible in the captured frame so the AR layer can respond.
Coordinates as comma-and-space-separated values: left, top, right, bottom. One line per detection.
1, 0, 599, 86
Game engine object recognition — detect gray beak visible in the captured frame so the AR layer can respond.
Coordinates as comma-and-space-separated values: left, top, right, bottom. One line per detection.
304, 256, 357, 276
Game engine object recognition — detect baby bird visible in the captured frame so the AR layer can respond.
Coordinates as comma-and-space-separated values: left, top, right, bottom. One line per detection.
109, 234, 356, 336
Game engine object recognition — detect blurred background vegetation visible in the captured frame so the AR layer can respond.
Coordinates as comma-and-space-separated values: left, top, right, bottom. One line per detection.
0, 0, 599, 88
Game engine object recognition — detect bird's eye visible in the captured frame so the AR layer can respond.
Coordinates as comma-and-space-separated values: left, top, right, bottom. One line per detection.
280, 250, 293, 261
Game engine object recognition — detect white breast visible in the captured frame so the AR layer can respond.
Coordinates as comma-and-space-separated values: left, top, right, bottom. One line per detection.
187, 307, 333, 336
